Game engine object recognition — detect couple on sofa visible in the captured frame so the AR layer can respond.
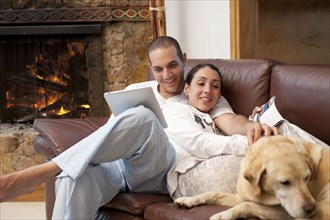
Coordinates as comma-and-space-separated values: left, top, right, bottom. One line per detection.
0, 36, 326, 219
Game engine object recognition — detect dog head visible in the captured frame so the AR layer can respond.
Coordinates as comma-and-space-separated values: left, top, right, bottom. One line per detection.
239, 135, 317, 218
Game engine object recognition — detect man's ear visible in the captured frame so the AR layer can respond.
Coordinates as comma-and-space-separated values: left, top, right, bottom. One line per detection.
182, 52, 187, 64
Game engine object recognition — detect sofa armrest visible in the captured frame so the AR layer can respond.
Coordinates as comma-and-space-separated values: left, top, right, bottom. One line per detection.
33, 117, 108, 159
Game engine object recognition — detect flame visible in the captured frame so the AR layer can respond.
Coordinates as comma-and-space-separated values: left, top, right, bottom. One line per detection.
80, 104, 90, 109
55, 106, 70, 116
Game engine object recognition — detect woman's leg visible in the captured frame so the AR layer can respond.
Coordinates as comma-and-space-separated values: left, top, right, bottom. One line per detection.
173, 155, 243, 200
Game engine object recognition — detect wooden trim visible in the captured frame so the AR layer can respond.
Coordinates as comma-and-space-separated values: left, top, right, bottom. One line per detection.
149, 0, 166, 38
230, 0, 258, 59
230, 0, 240, 59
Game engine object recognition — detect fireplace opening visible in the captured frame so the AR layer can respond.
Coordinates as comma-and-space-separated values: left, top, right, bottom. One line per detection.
0, 35, 91, 123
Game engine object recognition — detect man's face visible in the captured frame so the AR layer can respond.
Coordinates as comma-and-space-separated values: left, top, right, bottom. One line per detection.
149, 45, 186, 98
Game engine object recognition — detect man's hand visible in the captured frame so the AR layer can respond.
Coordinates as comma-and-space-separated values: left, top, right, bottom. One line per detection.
247, 122, 278, 145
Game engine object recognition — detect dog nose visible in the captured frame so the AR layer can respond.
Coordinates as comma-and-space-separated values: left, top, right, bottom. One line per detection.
303, 203, 316, 215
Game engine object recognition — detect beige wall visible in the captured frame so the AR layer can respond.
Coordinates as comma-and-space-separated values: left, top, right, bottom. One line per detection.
257, 0, 329, 64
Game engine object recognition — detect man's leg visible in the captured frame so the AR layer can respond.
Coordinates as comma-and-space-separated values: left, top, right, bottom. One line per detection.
52, 162, 125, 219
52, 105, 170, 179
0, 162, 60, 202
52, 106, 175, 218
121, 119, 175, 194
0, 106, 161, 202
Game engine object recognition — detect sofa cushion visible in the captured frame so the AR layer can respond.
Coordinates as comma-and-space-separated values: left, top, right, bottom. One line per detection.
144, 203, 259, 220
96, 207, 144, 220
144, 203, 224, 220
103, 193, 172, 215
33, 117, 108, 159
270, 64, 330, 145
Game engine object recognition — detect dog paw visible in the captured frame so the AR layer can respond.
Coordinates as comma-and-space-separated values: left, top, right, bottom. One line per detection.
210, 210, 235, 220
174, 197, 200, 208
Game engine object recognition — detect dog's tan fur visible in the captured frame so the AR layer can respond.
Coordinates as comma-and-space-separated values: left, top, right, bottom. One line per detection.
174, 135, 330, 220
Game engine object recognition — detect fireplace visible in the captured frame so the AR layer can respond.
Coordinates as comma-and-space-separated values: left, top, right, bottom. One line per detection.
0, 27, 103, 123
1, 36, 84, 122
0, 4, 154, 124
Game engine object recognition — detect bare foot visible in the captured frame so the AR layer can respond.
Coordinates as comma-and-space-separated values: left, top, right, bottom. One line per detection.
0, 161, 61, 202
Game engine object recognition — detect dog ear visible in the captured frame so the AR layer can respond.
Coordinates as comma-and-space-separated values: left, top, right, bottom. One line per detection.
242, 163, 266, 200
289, 137, 321, 180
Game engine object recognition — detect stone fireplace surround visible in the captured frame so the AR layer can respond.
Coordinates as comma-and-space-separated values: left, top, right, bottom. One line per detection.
0, 0, 152, 178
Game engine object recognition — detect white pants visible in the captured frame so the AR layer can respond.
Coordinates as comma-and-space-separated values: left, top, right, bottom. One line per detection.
51, 106, 175, 219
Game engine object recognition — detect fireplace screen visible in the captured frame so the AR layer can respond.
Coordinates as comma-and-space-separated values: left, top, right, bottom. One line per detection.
0, 36, 90, 123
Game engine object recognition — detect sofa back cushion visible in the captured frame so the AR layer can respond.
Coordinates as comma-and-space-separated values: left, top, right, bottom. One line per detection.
149, 58, 276, 117
270, 65, 330, 145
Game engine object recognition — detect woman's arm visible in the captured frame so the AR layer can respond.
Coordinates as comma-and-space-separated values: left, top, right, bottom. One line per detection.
163, 103, 248, 159
213, 113, 278, 145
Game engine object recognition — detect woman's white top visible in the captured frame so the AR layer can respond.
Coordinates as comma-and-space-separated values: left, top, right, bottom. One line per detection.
163, 102, 248, 197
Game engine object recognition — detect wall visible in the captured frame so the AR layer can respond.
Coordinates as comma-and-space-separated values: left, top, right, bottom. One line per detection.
165, 0, 231, 59
165, 0, 329, 64
257, 0, 329, 64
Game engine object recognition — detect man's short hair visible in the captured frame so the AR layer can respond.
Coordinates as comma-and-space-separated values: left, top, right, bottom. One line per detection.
148, 36, 183, 62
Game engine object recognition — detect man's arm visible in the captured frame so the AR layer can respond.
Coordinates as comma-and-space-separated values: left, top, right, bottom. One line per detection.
213, 112, 278, 145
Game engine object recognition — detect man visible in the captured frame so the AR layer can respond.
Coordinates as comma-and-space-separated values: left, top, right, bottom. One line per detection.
0, 36, 275, 219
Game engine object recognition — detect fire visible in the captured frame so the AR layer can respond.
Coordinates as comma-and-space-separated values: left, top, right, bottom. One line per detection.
80, 104, 91, 109
55, 106, 70, 115
4, 39, 90, 122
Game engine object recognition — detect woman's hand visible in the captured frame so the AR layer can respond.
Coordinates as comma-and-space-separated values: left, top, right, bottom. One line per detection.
247, 122, 279, 145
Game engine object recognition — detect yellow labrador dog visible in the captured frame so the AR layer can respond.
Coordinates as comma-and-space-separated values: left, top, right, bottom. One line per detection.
175, 135, 330, 220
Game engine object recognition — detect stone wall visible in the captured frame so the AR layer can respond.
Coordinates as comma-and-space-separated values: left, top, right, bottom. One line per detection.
102, 22, 151, 115
0, 124, 44, 175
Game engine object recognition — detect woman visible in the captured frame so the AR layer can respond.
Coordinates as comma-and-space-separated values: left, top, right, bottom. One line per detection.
163, 64, 247, 199
164, 63, 328, 200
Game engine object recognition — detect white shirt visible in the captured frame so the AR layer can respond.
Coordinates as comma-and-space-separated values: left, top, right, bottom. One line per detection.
163, 103, 248, 196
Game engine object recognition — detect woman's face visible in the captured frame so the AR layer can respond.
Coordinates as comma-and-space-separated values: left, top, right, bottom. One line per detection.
184, 66, 222, 113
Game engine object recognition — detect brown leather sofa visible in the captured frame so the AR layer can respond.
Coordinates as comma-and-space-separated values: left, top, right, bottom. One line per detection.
33, 59, 330, 220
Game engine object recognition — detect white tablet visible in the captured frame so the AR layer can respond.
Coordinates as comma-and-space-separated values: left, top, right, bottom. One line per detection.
104, 87, 167, 128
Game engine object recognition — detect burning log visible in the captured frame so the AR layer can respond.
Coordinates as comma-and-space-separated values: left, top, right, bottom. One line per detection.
7, 73, 71, 93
